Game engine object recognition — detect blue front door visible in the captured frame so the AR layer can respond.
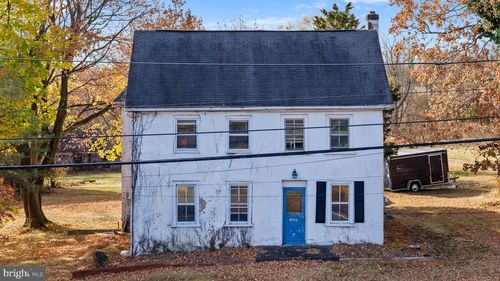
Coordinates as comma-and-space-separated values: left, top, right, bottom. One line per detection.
283, 187, 305, 245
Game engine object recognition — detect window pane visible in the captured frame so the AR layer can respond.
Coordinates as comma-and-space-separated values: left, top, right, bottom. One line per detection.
332, 204, 339, 221
230, 213, 248, 222
177, 185, 187, 203
340, 185, 349, 202
286, 191, 302, 213
338, 119, 349, 133
332, 185, 340, 202
229, 136, 249, 149
339, 136, 349, 148
239, 187, 248, 203
177, 185, 194, 203
178, 205, 195, 222
330, 136, 338, 148
239, 213, 248, 222
231, 188, 238, 203
186, 186, 194, 203
331, 136, 348, 148
177, 135, 197, 149
177, 120, 196, 134
330, 119, 348, 134
339, 204, 348, 221
229, 121, 248, 133
332, 204, 348, 222
231, 207, 247, 214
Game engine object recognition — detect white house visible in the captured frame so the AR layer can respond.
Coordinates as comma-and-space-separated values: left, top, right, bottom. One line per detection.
118, 28, 392, 255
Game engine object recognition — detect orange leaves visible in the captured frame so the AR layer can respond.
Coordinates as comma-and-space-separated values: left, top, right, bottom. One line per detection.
0, 181, 16, 228
390, 0, 498, 132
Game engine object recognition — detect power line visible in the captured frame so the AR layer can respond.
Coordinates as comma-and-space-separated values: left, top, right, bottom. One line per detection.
1, 137, 498, 170
0, 87, 487, 114
0, 57, 498, 66
85, 152, 385, 178
0, 115, 496, 141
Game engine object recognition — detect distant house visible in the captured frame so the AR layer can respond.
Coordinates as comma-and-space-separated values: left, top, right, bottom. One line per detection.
120, 22, 392, 254
56, 130, 103, 165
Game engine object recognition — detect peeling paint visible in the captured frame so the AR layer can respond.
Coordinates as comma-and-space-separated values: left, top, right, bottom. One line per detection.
125, 110, 385, 254
199, 198, 207, 212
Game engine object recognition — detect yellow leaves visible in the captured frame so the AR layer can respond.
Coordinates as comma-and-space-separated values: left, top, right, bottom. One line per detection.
89, 119, 122, 162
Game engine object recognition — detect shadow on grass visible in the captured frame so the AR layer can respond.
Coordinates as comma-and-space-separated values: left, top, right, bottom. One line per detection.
41, 187, 121, 206
67, 229, 123, 235
399, 184, 491, 198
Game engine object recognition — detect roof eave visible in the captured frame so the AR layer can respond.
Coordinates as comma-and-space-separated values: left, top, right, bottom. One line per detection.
123, 104, 394, 112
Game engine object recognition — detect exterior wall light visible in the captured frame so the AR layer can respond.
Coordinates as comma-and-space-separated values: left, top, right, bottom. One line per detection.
292, 169, 298, 179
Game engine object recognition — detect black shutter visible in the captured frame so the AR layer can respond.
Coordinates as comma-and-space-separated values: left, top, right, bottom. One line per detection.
315, 181, 326, 223
354, 181, 365, 223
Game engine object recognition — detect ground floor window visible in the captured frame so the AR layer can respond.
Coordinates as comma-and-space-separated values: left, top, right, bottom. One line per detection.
229, 184, 249, 224
176, 184, 196, 223
331, 184, 350, 222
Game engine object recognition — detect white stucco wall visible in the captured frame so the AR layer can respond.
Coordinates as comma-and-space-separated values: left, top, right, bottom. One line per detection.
126, 108, 385, 254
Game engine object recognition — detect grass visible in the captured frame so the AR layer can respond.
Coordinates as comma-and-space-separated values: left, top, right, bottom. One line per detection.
0, 172, 127, 279
0, 148, 499, 280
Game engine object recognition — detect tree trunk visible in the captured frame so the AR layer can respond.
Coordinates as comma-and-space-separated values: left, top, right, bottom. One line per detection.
21, 183, 49, 228
20, 71, 71, 229
18, 146, 50, 229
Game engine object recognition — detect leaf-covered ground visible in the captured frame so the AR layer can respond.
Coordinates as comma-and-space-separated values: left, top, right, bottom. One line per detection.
0, 149, 498, 280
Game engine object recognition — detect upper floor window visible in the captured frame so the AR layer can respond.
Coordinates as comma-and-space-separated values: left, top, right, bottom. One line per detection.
228, 119, 249, 150
176, 184, 196, 223
229, 184, 249, 224
330, 118, 349, 148
285, 119, 304, 151
176, 119, 197, 150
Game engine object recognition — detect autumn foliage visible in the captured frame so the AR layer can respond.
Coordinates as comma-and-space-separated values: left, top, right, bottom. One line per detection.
0, 179, 16, 227
389, 0, 499, 174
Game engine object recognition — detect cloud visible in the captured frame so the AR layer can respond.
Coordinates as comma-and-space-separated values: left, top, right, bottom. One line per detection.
295, 0, 329, 11
253, 16, 299, 29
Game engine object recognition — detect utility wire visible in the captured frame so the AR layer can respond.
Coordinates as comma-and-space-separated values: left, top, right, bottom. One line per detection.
0, 137, 498, 170
0, 57, 498, 66
101, 152, 385, 179
0, 115, 496, 141
0, 87, 487, 114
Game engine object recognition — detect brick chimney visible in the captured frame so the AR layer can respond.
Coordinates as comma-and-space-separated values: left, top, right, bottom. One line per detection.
366, 11, 379, 32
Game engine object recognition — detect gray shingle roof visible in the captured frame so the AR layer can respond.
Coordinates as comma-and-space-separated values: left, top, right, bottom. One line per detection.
126, 30, 392, 108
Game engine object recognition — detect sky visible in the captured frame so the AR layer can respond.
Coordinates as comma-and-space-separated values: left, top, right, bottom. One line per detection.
184, 0, 400, 37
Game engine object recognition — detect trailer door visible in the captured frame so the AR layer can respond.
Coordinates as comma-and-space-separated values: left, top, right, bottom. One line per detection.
429, 154, 444, 183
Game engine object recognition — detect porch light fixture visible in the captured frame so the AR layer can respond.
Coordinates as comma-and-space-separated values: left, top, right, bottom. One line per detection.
292, 169, 298, 179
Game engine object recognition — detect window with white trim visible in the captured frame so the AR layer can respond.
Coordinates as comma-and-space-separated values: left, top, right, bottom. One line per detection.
285, 119, 304, 151
229, 185, 249, 223
228, 120, 249, 150
176, 184, 196, 223
176, 119, 197, 149
330, 118, 349, 148
331, 184, 349, 222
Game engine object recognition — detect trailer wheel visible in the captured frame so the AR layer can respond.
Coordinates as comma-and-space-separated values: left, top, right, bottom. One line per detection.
409, 181, 421, 192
